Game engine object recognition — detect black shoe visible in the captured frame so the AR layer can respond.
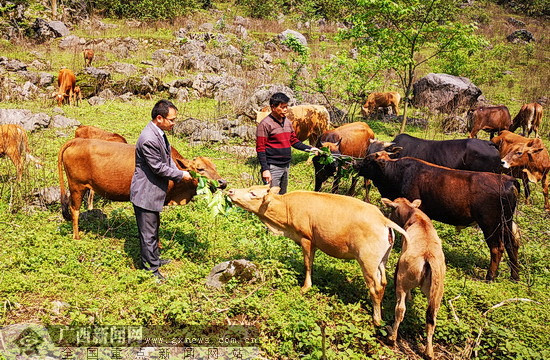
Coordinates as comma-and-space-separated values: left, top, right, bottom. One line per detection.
152, 271, 166, 282
159, 259, 172, 266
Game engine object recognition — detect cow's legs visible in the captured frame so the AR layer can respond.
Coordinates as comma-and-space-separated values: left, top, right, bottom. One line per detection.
485, 237, 504, 281
391, 103, 399, 117
346, 175, 359, 197
300, 239, 316, 293
86, 189, 95, 210
357, 257, 386, 326
542, 173, 549, 212
330, 175, 341, 194
522, 176, 531, 204
363, 179, 372, 203
7, 152, 23, 181
388, 288, 407, 344
70, 188, 85, 240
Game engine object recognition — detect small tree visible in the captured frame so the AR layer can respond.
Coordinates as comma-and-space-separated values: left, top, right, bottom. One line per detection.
343, 0, 482, 133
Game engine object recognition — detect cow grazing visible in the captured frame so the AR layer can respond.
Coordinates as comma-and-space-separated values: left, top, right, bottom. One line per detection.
313, 122, 375, 199
510, 103, 543, 138
53, 68, 76, 106
358, 152, 520, 281
228, 185, 409, 325
255, 104, 330, 145
467, 105, 511, 139
381, 198, 445, 360
83, 49, 94, 67
361, 92, 401, 117
492, 131, 549, 212
0, 124, 42, 181
58, 138, 227, 239
371, 134, 502, 173
73, 86, 82, 106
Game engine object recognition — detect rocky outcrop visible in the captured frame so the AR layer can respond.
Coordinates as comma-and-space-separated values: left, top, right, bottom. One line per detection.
0, 109, 80, 131
507, 29, 535, 44
412, 73, 482, 114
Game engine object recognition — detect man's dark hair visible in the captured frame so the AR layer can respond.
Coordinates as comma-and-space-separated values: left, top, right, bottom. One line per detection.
152, 99, 178, 119
269, 92, 290, 107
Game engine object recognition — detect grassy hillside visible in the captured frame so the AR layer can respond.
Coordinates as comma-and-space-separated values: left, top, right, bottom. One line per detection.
0, 1, 549, 359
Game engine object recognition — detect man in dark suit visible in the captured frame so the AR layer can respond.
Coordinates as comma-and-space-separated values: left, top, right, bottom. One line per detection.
130, 99, 191, 280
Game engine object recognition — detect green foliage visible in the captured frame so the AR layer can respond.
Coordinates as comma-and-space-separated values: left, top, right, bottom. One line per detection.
342, 0, 483, 132
91, 0, 201, 19
279, 36, 311, 95
495, 0, 550, 17
235, 0, 285, 19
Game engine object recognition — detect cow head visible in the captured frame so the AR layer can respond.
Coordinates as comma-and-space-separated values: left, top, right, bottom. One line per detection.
227, 185, 279, 214
501, 139, 545, 182
381, 197, 421, 228
367, 139, 401, 156
167, 148, 227, 205
357, 151, 393, 178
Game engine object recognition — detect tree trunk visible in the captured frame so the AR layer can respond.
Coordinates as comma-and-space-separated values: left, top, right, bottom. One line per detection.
399, 65, 414, 133
51, 0, 57, 19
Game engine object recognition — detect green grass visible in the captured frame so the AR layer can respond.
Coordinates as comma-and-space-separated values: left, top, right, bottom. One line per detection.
1, 1, 549, 358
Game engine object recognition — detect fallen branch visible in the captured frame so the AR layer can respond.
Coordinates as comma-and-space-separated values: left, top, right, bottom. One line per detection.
448, 295, 461, 323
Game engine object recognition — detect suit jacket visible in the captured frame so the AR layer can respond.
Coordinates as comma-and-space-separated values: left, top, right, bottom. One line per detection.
130, 121, 184, 212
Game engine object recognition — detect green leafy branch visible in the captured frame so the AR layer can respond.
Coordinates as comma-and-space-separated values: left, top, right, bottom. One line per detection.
190, 171, 233, 216
309, 147, 359, 179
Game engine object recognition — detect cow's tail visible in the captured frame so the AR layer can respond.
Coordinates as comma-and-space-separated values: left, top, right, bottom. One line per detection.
387, 221, 410, 247
58, 140, 73, 221
425, 255, 444, 329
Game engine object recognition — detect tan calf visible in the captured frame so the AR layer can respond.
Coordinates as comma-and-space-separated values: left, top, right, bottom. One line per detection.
382, 198, 445, 360
228, 185, 409, 325
73, 86, 82, 106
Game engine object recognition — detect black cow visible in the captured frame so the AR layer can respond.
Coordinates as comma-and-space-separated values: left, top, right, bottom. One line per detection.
358, 151, 520, 281
369, 134, 502, 173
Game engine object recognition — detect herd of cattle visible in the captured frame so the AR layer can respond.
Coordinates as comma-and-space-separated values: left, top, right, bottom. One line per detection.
0, 74, 548, 357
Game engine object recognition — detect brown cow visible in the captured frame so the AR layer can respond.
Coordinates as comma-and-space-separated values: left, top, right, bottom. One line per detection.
0, 124, 42, 180
467, 105, 511, 139
228, 185, 409, 326
361, 92, 401, 117
255, 105, 330, 145
53, 69, 76, 106
510, 103, 543, 138
382, 198, 445, 360
358, 151, 520, 281
75, 125, 128, 144
492, 131, 549, 212
74, 125, 128, 210
83, 49, 94, 67
313, 122, 375, 199
73, 86, 82, 106
58, 138, 227, 239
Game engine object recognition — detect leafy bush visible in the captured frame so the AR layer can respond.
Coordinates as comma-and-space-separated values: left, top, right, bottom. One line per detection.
495, 0, 550, 17
235, 0, 286, 19
91, 0, 201, 19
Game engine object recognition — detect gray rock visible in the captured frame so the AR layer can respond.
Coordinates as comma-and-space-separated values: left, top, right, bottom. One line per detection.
152, 49, 172, 63
0, 109, 50, 131
39, 72, 54, 87
53, 107, 65, 115
507, 17, 526, 27
30, 186, 61, 206
229, 125, 256, 141
199, 23, 215, 32
349, 48, 358, 59
3, 59, 27, 71
412, 73, 482, 114
50, 115, 80, 128
30, 59, 48, 70
234, 16, 247, 27
47, 21, 70, 37
174, 28, 188, 38
84, 67, 111, 82
235, 25, 248, 39
118, 92, 134, 102
79, 209, 107, 222
97, 89, 115, 100
507, 29, 535, 43
169, 87, 189, 102
110, 62, 138, 76
238, 84, 296, 120
19, 81, 40, 100
278, 29, 307, 46
328, 106, 348, 125
219, 145, 256, 158
536, 96, 548, 107
88, 96, 106, 106
206, 259, 260, 289
59, 35, 85, 49
261, 53, 273, 64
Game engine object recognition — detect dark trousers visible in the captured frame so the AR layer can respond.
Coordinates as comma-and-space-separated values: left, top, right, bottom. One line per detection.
133, 205, 161, 274
269, 164, 289, 194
